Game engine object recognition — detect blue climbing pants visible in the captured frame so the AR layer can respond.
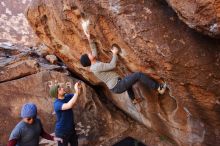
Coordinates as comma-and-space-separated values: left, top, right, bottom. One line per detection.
111, 72, 159, 100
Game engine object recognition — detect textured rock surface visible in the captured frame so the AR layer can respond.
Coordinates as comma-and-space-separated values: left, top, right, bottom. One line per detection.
166, 0, 220, 38
27, 0, 220, 145
0, 45, 173, 146
0, 0, 35, 45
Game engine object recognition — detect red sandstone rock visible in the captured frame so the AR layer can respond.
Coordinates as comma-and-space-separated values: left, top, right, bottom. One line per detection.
166, 0, 220, 38
26, 0, 220, 145
0, 45, 174, 146
0, 0, 36, 45
46, 54, 58, 64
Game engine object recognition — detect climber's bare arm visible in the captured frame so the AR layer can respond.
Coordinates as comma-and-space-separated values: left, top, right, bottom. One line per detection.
86, 34, 97, 57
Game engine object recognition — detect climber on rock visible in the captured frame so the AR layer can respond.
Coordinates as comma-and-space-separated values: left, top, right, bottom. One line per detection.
49, 81, 81, 146
80, 34, 167, 104
7, 103, 63, 146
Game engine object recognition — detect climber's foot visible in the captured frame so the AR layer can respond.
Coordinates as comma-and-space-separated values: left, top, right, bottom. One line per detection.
158, 82, 167, 95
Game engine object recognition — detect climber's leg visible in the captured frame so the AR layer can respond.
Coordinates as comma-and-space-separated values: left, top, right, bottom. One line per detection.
111, 79, 142, 104
111, 72, 166, 95
111, 72, 156, 94
131, 72, 167, 94
130, 72, 159, 89
127, 87, 135, 100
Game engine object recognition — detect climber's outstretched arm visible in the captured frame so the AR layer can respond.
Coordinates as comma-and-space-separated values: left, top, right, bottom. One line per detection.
90, 40, 98, 57
93, 54, 118, 72
87, 34, 98, 57
94, 44, 119, 72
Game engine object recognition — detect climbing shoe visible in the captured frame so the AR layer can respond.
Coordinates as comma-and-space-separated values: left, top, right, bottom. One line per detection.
132, 98, 143, 104
157, 83, 167, 94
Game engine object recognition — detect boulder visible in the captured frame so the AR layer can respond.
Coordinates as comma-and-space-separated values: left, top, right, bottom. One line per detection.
0, 0, 36, 45
26, 0, 220, 145
0, 45, 174, 146
166, 0, 220, 38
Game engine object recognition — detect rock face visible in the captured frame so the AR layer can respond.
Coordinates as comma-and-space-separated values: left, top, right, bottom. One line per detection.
26, 0, 220, 146
165, 0, 220, 38
0, 45, 173, 146
0, 0, 36, 45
